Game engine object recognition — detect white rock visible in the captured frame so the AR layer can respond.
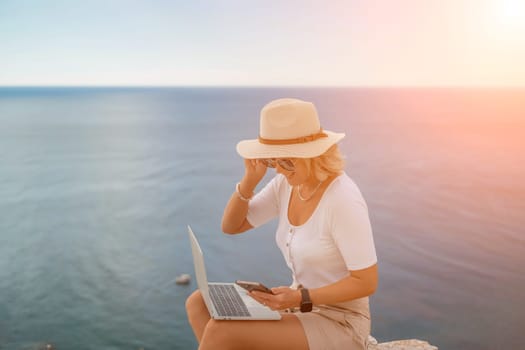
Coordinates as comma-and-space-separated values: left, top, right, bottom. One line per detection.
368, 335, 379, 345
368, 337, 438, 350
175, 274, 191, 285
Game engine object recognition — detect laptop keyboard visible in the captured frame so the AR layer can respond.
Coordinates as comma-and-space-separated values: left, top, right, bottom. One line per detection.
209, 284, 251, 317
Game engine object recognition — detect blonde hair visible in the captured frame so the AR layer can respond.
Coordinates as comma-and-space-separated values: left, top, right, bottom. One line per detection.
299, 144, 345, 182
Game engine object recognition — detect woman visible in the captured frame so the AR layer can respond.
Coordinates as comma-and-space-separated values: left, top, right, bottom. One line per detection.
186, 98, 378, 350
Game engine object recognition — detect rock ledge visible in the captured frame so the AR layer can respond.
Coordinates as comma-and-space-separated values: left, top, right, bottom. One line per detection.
368, 336, 438, 350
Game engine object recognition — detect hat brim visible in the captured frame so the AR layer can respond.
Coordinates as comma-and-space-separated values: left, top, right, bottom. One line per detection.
236, 130, 345, 159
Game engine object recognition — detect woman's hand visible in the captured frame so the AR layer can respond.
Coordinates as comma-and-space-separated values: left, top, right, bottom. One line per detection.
249, 286, 302, 311
242, 158, 267, 188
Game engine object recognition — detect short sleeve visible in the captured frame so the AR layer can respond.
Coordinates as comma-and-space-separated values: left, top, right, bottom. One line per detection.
329, 182, 377, 271
246, 175, 283, 228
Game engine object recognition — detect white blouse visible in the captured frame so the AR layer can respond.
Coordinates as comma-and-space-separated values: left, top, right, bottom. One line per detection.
247, 173, 377, 289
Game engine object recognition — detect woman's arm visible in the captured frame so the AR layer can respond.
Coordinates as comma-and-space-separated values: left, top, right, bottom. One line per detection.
309, 263, 378, 305
250, 264, 378, 310
221, 159, 267, 234
221, 179, 255, 234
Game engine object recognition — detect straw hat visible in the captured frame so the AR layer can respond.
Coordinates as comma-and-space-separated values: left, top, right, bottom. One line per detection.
236, 98, 345, 159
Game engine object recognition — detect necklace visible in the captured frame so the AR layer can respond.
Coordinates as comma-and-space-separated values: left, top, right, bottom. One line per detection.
297, 181, 323, 201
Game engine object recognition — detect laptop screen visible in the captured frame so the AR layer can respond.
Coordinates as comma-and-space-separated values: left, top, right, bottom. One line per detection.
188, 226, 210, 297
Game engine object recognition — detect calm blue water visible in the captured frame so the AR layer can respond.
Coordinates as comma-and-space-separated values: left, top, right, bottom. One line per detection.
0, 87, 524, 350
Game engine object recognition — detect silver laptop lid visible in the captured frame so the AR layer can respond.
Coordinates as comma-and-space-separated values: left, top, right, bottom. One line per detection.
188, 226, 213, 312
187, 225, 282, 321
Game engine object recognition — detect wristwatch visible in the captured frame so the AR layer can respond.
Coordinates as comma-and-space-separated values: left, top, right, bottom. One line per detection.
300, 288, 313, 312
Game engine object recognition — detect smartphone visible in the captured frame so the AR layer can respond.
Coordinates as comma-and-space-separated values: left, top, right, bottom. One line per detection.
235, 280, 274, 294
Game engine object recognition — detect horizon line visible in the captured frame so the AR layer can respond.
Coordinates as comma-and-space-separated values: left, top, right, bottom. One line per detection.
1, 84, 525, 89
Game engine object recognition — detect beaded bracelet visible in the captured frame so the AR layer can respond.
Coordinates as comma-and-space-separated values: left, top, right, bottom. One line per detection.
236, 182, 253, 202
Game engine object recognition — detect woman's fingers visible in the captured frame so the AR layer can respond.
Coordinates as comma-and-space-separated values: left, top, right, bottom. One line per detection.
243, 158, 267, 184
243, 158, 255, 170
249, 291, 270, 306
271, 286, 291, 294
250, 290, 296, 310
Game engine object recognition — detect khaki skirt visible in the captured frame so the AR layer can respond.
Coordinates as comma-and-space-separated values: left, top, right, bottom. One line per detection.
283, 298, 371, 350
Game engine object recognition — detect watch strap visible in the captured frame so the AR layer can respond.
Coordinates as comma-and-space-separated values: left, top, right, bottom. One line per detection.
300, 288, 313, 312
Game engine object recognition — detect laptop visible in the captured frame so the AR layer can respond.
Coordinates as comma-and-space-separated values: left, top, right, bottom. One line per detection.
188, 225, 281, 320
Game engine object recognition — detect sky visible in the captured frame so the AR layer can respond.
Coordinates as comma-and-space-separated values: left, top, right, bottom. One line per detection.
1, 0, 524, 86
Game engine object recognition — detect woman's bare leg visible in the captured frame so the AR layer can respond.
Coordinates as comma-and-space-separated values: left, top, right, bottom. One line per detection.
199, 315, 309, 350
186, 289, 309, 350
185, 290, 211, 342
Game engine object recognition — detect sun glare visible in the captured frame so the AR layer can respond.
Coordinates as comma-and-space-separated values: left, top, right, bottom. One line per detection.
495, 0, 525, 29
480, 0, 525, 48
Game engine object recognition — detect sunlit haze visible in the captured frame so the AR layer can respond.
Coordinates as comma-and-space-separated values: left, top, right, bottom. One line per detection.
1, 0, 524, 86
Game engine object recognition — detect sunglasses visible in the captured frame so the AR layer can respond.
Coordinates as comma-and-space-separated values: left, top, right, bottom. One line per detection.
262, 158, 296, 171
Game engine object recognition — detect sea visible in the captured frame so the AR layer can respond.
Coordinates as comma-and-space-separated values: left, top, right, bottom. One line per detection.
0, 87, 524, 350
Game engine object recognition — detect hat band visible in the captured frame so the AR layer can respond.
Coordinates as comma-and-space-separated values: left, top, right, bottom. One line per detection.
258, 129, 328, 145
